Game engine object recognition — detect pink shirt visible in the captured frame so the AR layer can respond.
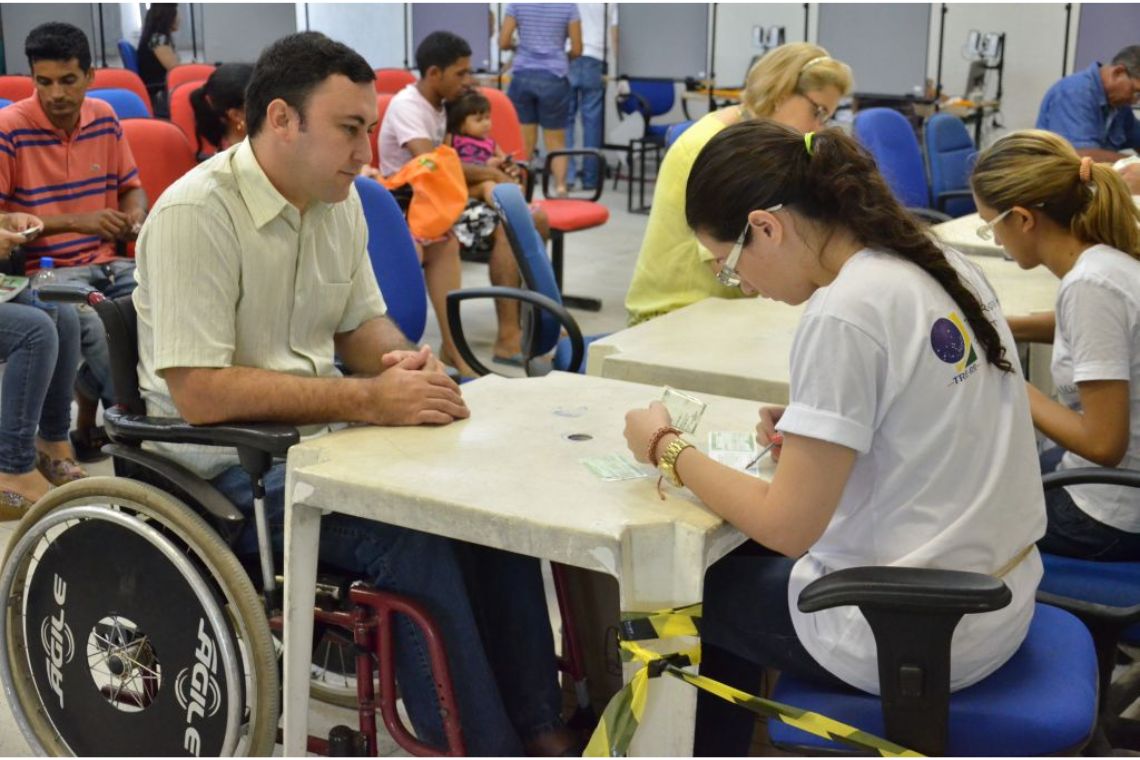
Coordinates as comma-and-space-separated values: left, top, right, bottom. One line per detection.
378, 84, 446, 177
0, 95, 141, 268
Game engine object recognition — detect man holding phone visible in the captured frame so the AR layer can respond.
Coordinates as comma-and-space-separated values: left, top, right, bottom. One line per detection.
0, 23, 148, 461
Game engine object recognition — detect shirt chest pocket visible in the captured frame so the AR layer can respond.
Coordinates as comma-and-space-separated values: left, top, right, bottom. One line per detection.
290, 278, 352, 367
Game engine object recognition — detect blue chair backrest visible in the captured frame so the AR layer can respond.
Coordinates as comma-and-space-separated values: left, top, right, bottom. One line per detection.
0, 98, 11, 109
354, 176, 427, 343
924, 113, 977, 217
618, 78, 676, 119
490, 183, 564, 356
853, 108, 931, 209
117, 40, 139, 74
88, 88, 150, 119
665, 120, 695, 149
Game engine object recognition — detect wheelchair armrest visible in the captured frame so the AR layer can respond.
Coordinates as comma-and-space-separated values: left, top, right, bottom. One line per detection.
1043, 466, 1140, 490
908, 206, 953, 224
934, 189, 975, 213
105, 406, 300, 458
798, 565, 1011, 616
446, 286, 584, 376
798, 566, 1012, 756
542, 150, 605, 202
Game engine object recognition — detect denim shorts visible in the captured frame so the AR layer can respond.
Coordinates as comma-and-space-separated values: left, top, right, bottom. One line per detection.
507, 69, 571, 130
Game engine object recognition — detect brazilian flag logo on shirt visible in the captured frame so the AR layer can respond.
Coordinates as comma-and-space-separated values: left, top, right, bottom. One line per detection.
930, 311, 978, 382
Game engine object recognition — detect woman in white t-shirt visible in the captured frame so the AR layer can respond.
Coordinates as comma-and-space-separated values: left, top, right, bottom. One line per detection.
972, 129, 1140, 561
621, 121, 1046, 755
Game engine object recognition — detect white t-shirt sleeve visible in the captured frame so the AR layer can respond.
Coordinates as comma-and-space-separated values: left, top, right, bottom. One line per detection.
1058, 278, 1132, 383
777, 313, 885, 453
387, 98, 436, 151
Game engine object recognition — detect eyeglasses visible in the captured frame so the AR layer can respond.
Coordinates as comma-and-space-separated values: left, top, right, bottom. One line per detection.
976, 208, 1013, 240
716, 205, 784, 289
800, 93, 833, 126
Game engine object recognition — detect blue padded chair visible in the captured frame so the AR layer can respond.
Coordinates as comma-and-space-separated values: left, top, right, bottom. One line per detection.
665, 119, 695, 150
447, 183, 602, 377
117, 39, 139, 74
1035, 467, 1140, 745
853, 108, 949, 223
0, 98, 11, 109
616, 77, 683, 213
769, 598, 1097, 755
924, 112, 977, 218
87, 88, 150, 120
354, 176, 427, 342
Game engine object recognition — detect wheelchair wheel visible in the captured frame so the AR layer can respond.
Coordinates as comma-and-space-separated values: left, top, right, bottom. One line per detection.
309, 628, 379, 710
0, 477, 278, 756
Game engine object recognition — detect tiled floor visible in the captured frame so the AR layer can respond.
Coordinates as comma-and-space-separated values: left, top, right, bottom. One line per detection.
0, 185, 649, 756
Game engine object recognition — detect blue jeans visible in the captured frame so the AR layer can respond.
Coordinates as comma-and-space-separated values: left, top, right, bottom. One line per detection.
55, 260, 137, 407
0, 291, 80, 474
695, 542, 847, 756
508, 69, 571, 130
211, 463, 564, 755
566, 56, 605, 188
1037, 447, 1140, 560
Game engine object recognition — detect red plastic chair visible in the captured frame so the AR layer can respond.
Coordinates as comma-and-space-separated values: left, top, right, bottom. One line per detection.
374, 68, 416, 95
168, 81, 208, 154
92, 68, 152, 115
481, 86, 609, 311
121, 119, 196, 205
370, 93, 395, 170
167, 63, 216, 95
0, 75, 34, 103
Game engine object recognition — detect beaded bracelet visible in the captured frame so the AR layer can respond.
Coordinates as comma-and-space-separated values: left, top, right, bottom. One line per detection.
646, 425, 683, 467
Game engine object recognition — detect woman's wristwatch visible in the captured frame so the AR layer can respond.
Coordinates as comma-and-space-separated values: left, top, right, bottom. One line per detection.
658, 437, 694, 488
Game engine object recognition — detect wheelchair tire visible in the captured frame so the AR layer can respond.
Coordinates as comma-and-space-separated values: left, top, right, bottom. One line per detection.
308, 629, 379, 710
1, 477, 279, 756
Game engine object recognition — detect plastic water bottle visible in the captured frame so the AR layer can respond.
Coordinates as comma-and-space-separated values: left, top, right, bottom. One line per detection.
31, 257, 57, 312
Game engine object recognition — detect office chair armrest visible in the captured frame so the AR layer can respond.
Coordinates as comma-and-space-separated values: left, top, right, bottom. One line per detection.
542, 150, 605, 202
1036, 590, 1140, 628
34, 282, 102, 304
616, 91, 653, 133
798, 565, 1011, 616
908, 206, 953, 224
1043, 466, 1140, 490
799, 565, 1011, 756
446, 286, 584, 376
104, 406, 300, 458
934, 189, 975, 213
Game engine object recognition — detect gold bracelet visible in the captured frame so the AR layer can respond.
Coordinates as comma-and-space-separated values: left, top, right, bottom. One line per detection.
658, 437, 694, 488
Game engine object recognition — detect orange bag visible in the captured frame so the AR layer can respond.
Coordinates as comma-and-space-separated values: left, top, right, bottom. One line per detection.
380, 145, 468, 239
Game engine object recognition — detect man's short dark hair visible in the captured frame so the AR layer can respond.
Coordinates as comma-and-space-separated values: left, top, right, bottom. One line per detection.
245, 32, 374, 138
415, 31, 472, 76
1112, 45, 1140, 79
26, 22, 92, 72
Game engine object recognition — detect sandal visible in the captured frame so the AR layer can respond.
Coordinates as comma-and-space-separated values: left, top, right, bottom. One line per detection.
70, 426, 111, 463
0, 490, 35, 521
36, 451, 88, 487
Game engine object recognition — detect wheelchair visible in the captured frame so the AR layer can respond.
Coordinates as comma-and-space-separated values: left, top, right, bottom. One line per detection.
0, 285, 465, 756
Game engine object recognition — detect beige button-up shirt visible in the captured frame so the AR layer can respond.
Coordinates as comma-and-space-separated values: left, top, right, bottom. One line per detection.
135, 140, 387, 478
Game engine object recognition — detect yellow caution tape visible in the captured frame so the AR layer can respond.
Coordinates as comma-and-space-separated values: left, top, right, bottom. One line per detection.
586, 611, 923, 758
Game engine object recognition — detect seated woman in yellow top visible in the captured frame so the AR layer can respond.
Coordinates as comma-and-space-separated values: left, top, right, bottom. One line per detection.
624, 43, 853, 325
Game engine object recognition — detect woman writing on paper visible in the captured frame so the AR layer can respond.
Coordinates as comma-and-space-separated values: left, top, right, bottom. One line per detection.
622, 121, 1045, 754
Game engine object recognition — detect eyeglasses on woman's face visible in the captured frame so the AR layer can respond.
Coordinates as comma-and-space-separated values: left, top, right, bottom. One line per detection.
976, 207, 1013, 241
716, 204, 785, 289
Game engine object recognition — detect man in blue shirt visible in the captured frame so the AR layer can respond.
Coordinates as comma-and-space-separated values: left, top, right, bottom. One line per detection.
1037, 45, 1140, 162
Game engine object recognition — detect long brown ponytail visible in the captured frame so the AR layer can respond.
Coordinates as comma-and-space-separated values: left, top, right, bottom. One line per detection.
685, 120, 1012, 372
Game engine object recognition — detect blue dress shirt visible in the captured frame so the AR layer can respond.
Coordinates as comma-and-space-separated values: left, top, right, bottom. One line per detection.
1036, 62, 1140, 151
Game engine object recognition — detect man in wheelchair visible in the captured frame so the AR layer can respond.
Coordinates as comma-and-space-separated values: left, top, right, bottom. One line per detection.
126, 32, 574, 756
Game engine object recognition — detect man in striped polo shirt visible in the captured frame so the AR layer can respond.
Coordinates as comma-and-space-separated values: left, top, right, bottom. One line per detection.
0, 22, 148, 460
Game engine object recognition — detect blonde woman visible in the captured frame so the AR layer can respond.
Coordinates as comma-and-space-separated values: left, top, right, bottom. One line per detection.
623, 43, 853, 325
972, 130, 1140, 560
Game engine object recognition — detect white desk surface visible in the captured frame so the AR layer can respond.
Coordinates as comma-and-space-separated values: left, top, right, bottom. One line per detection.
283, 372, 770, 755
588, 255, 1059, 403
933, 196, 1140, 259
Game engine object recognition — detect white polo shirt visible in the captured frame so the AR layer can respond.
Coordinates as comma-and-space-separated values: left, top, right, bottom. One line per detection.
1051, 244, 1140, 531
134, 140, 387, 478
379, 84, 446, 177
777, 247, 1046, 694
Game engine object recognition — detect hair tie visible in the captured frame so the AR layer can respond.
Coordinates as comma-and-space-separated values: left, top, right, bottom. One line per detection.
801, 56, 829, 72
1079, 156, 1093, 184
804, 131, 815, 156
